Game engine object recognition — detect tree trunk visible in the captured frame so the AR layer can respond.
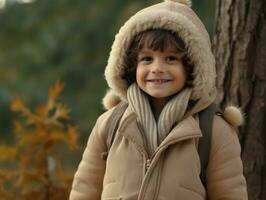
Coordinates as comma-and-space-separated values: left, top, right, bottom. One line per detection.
213, 0, 266, 199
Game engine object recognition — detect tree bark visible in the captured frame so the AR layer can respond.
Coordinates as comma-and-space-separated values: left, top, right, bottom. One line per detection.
213, 0, 266, 199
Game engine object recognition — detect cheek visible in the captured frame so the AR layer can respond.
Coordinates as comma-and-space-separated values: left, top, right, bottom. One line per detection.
181, 69, 188, 82
176, 66, 187, 82
136, 66, 146, 84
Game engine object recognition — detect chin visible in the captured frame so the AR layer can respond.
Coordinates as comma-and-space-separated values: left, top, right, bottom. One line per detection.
148, 93, 169, 99
149, 91, 180, 99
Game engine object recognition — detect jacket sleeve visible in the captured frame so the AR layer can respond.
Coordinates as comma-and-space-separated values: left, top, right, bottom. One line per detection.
206, 116, 248, 200
69, 114, 108, 200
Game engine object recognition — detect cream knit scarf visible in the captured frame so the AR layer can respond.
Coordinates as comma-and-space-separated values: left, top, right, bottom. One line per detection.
127, 83, 192, 156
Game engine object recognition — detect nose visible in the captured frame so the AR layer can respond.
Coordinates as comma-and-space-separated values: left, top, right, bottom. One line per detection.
151, 59, 165, 74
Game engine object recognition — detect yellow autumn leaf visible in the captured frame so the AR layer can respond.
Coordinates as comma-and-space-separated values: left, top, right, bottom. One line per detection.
0, 184, 17, 200
44, 117, 63, 128
15, 170, 48, 188
54, 103, 71, 120
47, 131, 66, 142
25, 117, 37, 126
66, 126, 79, 150
10, 97, 25, 111
0, 146, 17, 161
55, 168, 73, 183
35, 104, 48, 119
47, 186, 70, 200
18, 131, 46, 146
48, 81, 65, 101
10, 97, 37, 125
47, 98, 55, 112
0, 169, 15, 181
13, 120, 24, 135
10, 97, 30, 115
54, 160, 73, 183
44, 103, 71, 127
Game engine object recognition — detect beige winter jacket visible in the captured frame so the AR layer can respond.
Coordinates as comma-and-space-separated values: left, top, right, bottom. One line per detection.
70, 106, 247, 200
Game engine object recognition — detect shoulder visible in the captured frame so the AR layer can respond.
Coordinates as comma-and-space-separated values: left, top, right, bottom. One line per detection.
84, 106, 119, 149
94, 103, 128, 138
212, 104, 244, 143
95, 105, 118, 132
211, 114, 241, 157
211, 104, 244, 150
213, 114, 236, 134
97, 106, 117, 123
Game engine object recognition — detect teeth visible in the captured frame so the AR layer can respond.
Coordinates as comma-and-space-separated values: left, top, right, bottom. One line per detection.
148, 79, 169, 83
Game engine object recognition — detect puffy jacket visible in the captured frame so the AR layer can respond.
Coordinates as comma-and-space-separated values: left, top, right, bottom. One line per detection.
69, 106, 248, 200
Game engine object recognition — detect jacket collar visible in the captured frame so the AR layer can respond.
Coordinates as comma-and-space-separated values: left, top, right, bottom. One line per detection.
118, 107, 202, 151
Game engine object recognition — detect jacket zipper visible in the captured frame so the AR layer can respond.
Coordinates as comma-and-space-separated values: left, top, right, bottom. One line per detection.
139, 133, 201, 200
145, 159, 151, 172
135, 122, 153, 174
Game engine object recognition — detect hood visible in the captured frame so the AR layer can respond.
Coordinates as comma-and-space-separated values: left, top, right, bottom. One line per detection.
103, 0, 217, 115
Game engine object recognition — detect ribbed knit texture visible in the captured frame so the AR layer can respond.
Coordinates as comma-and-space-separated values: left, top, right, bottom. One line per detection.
127, 83, 192, 156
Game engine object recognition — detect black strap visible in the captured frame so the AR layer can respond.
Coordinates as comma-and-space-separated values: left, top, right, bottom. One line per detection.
198, 103, 221, 188
100, 101, 128, 160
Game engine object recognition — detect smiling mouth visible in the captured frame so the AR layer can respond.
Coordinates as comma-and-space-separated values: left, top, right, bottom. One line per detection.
147, 79, 171, 83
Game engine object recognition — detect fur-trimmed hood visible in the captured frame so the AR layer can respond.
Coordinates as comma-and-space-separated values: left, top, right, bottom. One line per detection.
102, 0, 243, 127
104, 0, 216, 102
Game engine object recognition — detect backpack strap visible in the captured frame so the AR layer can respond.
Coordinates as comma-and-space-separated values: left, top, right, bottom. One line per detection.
100, 101, 128, 160
198, 103, 221, 188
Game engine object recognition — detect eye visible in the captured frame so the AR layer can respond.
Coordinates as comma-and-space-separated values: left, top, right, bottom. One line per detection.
139, 56, 153, 63
166, 56, 179, 62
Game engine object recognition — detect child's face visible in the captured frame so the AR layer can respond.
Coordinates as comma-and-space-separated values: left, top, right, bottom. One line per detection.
136, 45, 187, 101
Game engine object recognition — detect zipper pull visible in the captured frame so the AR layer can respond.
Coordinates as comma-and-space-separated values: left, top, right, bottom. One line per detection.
146, 159, 151, 171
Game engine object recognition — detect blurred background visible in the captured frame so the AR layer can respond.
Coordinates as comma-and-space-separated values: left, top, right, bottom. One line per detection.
0, 0, 215, 170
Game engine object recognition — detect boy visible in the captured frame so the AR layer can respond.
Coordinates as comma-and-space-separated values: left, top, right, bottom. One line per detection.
70, 0, 248, 199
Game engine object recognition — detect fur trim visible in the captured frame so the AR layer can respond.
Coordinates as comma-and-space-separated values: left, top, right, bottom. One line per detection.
164, 0, 192, 7
102, 90, 121, 110
222, 106, 244, 127
104, 1, 216, 103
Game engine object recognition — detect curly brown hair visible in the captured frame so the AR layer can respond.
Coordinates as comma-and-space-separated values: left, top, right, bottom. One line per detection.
122, 29, 194, 87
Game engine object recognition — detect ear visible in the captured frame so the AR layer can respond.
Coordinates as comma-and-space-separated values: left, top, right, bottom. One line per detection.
102, 89, 121, 110
222, 105, 245, 127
